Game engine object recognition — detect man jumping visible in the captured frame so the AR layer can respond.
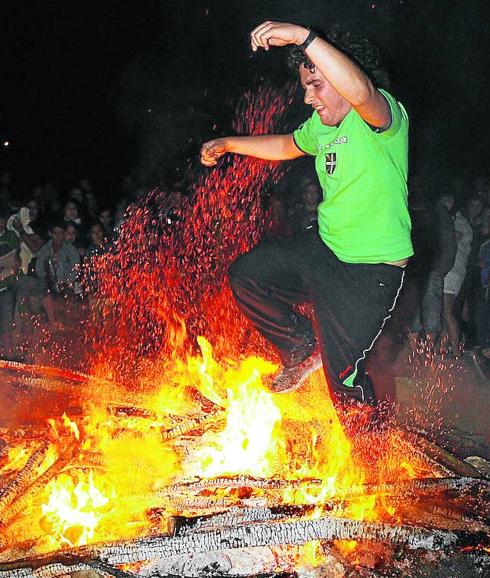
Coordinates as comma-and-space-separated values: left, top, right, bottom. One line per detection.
200, 21, 412, 407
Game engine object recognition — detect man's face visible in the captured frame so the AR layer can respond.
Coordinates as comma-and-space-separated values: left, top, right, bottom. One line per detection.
64, 202, 79, 221
299, 65, 352, 126
90, 224, 104, 245
64, 225, 77, 244
27, 201, 39, 221
99, 210, 112, 226
303, 184, 321, 206
50, 226, 65, 247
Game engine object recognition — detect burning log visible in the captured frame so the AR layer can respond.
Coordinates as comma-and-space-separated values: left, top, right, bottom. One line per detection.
89, 516, 488, 559
0, 443, 77, 530
161, 494, 269, 512
169, 505, 315, 536
106, 405, 157, 420
0, 360, 113, 389
399, 431, 482, 478
344, 476, 489, 500
0, 443, 51, 518
401, 502, 490, 533
164, 475, 324, 494
0, 560, 115, 578
161, 411, 226, 441
138, 545, 281, 578
2, 512, 487, 578
0, 540, 53, 565
161, 475, 487, 509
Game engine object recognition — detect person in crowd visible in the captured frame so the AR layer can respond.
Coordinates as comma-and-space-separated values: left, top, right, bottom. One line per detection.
36, 220, 81, 330
98, 208, 115, 241
200, 21, 412, 408
0, 211, 20, 357
78, 178, 95, 199
62, 200, 87, 247
85, 222, 108, 259
442, 205, 473, 357
84, 191, 98, 222
407, 192, 457, 352
44, 183, 62, 219
266, 195, 294, 238
295, 177, 322, 232
458, 195, 484, 347
68, 187, 85, 206
31, 185, 45, 213
83, 222, 111, 321
476, 236, 490, 356
64, 222, 86, 258
63, 200, 82, 227
8, 200, 45, 274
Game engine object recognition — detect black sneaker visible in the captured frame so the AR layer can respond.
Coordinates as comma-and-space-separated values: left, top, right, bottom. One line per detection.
268, 352, 323, 393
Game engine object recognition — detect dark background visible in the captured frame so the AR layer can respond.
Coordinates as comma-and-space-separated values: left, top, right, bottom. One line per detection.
2, 0, 489, 198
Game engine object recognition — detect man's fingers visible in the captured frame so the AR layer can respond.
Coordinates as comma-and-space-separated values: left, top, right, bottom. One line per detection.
200, 144, 221, 167
250, 21, 276, 51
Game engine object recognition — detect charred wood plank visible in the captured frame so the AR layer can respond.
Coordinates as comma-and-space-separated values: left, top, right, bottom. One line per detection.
161, 475, 486, 505
2, 513, 486, 578
407, 432, 484, 478
1, 518, 488, 578
163, 475, 324, 494
87, 517, 488, 560
169, 505, 315, 536
343, 476, 488, 499
0, 443, 50, 518
0, 443, 77, 529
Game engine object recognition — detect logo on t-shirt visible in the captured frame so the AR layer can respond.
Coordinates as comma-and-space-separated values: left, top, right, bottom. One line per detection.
325, 152, 337, 175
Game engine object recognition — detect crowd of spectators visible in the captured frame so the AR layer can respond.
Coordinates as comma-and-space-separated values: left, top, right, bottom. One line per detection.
1, 168, 490, 366
0, 171, 158, 361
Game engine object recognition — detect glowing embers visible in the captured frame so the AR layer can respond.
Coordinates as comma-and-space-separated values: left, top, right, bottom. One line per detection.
82, 84, 297, 382
40, 470, 111, 547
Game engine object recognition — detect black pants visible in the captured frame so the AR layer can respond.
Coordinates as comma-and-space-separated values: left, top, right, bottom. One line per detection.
229, 230, 404, 404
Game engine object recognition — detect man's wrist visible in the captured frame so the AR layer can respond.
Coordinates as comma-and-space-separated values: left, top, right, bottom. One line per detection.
295, 27, 310, 45
299, 29, 318, 51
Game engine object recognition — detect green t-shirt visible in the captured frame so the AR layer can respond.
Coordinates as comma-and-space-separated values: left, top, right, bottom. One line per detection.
293, 89, 413, 264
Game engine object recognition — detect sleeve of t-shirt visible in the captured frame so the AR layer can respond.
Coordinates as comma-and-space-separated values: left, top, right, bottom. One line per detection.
377, 89, 408, 138
292, 114, 318, 156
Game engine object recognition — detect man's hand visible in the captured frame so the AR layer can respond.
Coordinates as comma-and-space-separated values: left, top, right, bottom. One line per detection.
200, 138, 227, 167
250, 21, 309, 52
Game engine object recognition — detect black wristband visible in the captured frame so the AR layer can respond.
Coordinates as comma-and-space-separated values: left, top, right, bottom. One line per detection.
300, 30, 318, 51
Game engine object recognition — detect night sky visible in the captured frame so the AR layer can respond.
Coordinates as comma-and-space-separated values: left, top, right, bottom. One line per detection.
2, 0, 490, 198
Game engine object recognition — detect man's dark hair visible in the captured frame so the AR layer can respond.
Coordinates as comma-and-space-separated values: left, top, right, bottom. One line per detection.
288, 28, 389, 89
48, 219, 67, 233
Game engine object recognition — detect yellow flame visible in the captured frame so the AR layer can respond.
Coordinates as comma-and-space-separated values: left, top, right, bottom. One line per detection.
2, 336, 438, 557
185, 355, 280, 477
41, 471, 111, 547
62, 413, 80, 440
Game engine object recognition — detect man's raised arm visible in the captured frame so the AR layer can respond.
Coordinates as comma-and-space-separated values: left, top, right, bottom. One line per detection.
200, 134, 304, 167
250, 21, 391, 130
